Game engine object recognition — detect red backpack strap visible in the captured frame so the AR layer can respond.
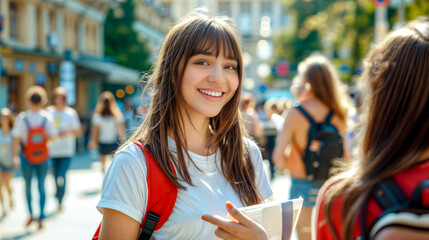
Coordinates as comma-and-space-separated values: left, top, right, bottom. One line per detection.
134, 141, 177, 240
92, 142, 177, 240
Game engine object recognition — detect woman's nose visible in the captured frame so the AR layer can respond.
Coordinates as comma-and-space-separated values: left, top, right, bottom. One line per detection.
208, 64, 225, 84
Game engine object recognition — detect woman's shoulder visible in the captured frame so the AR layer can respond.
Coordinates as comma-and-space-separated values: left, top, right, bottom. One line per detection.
243, 137, 259, 151
112, 143, 147, 167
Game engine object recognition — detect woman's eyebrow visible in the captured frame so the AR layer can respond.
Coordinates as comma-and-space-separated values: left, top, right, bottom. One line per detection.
193, 50, 238, 62
193, 50, 215, 56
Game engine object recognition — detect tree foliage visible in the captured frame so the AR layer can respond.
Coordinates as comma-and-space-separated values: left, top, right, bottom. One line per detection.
274, 0, 428, 82
104, 0, 152, 71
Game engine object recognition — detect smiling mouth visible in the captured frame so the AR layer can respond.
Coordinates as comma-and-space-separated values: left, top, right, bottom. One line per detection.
198, 89, 224, 97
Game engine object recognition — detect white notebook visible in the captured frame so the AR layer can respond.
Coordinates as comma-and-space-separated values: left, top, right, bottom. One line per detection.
238, 198, 303, 240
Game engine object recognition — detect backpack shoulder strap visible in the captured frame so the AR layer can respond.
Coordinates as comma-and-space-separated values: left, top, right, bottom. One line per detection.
134, 141, 177, 240
324, 111, 334, 124
41, 115, 47, 127
92, 143, 177, 240
360, 177, 409, 240
372, 177, 409, 214
295, 105, 316, 125
23, 114, 31, 129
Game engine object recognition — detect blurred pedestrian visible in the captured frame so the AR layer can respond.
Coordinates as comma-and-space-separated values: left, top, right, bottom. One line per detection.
122, 99, 135, 139
314, 17, 429, 240
12, 86, 57, 229
262, 99, 285, 180
95, 12, 272, 239
0, 108, 17, 217
46, 87, 82, 211
240, 92, 263, 143
88, 91, 125, 173
273, 55, 350, 240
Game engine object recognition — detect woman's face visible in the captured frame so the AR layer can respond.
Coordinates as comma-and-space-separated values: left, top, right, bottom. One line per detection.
290, 75, 307, 100
0, 115, 10, 127
180, 49, 239, 120
54, 95, 66, 106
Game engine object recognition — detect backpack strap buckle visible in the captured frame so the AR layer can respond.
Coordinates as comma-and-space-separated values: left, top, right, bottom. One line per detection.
139, 211, 160, 240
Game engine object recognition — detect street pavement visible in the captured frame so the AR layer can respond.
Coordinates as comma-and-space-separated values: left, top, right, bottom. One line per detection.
0, 152, 293, 240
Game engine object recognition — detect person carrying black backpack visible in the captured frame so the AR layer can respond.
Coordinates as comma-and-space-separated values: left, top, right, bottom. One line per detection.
273, 55, 350, 240
314, 16, 429, 240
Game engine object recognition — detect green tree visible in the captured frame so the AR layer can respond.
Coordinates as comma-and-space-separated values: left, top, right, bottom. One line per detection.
273, 0, 403, 82
104, 0, 152, 71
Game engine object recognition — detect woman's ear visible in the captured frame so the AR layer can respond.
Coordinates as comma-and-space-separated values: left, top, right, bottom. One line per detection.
304, 82, 311, 91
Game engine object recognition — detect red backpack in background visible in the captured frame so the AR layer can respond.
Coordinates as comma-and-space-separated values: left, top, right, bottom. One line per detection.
93, 141, 177, 240
23, 115, 49, 164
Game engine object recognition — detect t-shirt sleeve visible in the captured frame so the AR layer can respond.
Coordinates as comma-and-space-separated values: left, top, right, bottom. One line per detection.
45, 114, 58, 137
71, 110, 81, 130
246, 139, 273, 201
116, 114, 125, 124
11, 114, 25, 139
92, 114, 101, 126
97, 144, 148, 223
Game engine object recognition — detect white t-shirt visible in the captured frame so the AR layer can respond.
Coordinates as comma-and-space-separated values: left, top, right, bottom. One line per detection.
12, 110, 57, 145
97, 138, 273, 240
47, 106, 81, 158
92, 114, 124, 144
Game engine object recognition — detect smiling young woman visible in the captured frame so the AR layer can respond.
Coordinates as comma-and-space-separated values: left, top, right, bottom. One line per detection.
95, 12, 273, 240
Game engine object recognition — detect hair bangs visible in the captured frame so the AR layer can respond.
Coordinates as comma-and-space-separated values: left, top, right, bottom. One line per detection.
192, 21, 239, 61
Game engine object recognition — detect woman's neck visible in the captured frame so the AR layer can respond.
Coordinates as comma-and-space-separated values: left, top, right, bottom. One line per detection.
169, 115, 212, 156
1, 126, 10, 135
55, 104, 66, 111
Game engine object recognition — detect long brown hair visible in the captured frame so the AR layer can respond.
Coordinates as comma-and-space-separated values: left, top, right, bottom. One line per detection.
125, 12, 262, 206
323, 17, 429, 239
298, 55, 349, 121
94, 91, 122, 118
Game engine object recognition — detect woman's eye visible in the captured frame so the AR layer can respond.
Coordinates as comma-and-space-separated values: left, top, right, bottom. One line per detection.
225, 65, 237, 70
195, 60, 209, 66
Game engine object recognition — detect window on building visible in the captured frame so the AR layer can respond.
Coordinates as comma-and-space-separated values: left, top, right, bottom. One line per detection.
161, 2, 171, 17
37, 7, 43, 47
49, 11, 56, 32
9, 2, 19, 40
281, 5, 289, 27
75, 18, 79, 51
261, 1, 273, 24
218, 1, 231, 17
239, 1, 252, 37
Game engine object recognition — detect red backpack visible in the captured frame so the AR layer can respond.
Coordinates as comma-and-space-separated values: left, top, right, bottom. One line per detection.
23, 116, 49, 164
359, 160, 429, 239
92, 141, 177, 240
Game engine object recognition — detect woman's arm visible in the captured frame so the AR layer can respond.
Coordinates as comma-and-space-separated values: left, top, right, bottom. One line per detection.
99, 208, 141, 240
272, 109, 295, 170
118, 122, 126, 143
88, 125, 100, 150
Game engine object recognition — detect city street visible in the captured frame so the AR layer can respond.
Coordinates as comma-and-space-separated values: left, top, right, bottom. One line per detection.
0, 152, 293, 240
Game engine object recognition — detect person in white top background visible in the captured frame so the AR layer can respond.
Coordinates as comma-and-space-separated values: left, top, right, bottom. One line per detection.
0, 108, 17, 217
96, 12, 273, 240
46, 87, 82, 211
88, 91, 125, 173
11, 86, 57, 229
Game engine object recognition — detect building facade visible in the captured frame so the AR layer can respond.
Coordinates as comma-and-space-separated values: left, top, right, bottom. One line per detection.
0, 0, 144, 116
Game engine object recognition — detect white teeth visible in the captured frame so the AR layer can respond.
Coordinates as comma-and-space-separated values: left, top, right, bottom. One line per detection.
199, 89, 222, 97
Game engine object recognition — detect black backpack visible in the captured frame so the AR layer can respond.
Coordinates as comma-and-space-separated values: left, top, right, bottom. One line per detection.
296, 105, 343, 183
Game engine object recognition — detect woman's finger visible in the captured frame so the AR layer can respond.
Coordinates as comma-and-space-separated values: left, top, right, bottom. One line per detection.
202, 214, 245, 234
224, 202, 253, 227
214, 227, 236, 240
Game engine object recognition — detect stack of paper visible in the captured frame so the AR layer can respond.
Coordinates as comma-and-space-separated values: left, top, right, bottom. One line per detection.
238, 198, 303, 240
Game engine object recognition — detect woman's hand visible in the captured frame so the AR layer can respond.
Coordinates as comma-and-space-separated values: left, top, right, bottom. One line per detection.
13, 156, 20, 169
88, 140, 97, 150
202, 202, 269, 240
